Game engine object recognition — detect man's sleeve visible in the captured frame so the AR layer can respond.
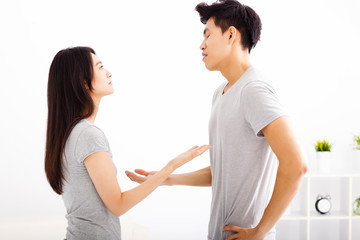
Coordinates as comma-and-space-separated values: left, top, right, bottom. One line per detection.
241, 81, 286, 137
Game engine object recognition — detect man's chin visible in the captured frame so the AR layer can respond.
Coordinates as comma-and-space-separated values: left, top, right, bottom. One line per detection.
204, 63, 217, 71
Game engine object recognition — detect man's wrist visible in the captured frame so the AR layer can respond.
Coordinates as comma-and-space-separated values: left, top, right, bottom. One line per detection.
254, 224, 267, 239
163, 175, 174, 186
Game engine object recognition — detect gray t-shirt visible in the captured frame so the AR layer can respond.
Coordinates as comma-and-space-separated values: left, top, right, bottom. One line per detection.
62, 119, 121, 240
208, 67, 285, 240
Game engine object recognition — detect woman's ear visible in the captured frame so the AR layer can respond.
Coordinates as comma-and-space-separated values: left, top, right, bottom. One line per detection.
84, 81, 90, 91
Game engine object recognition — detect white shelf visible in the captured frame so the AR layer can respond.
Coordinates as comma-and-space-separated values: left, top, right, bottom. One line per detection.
306, 173, 360, 178
309, 210, 349, 219
282, 211, 307, 220
278, 174, 360, 240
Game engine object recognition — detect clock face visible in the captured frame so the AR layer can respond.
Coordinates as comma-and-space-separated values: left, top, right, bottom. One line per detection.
316, 198, 331, 214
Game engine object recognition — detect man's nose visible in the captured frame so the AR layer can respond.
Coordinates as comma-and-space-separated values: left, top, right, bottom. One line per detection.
200, 40, 206, 51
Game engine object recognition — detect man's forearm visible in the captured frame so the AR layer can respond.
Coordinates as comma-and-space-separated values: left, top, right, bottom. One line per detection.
256, 162, 307, 237
166, 166, 212, 186
255, 116, 308, 237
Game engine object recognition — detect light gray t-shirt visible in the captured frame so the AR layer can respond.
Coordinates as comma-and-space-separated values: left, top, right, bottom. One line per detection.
62, 119, 121, 240
208, 67, 285, 240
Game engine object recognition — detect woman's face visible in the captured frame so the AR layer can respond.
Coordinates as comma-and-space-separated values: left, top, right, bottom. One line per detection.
90, 53, 114, 98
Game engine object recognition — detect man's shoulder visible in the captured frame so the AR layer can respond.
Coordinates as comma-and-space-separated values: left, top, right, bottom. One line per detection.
242, 79, 276, 97
242, 67, 277, 91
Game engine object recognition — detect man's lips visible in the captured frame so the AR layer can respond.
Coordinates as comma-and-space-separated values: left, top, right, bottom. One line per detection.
202, 53, 208, 60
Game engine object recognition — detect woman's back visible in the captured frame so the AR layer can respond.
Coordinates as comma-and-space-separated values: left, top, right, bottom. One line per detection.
62, 119, 121, 240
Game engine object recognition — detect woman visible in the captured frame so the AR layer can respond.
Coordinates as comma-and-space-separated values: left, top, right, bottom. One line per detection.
44, 46, 210, 240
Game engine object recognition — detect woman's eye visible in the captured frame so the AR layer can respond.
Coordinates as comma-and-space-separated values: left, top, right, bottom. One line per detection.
206, 35, 210, 39
100, 65, 104, 69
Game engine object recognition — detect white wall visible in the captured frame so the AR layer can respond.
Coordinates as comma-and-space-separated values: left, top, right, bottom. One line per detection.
0, 0, 359, 239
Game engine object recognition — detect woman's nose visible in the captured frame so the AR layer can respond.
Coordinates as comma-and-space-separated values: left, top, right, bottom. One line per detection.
107, 71, 112, 78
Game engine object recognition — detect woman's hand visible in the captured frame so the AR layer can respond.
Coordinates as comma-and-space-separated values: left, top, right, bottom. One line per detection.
125, 145, 211, 184
125, 169, 157, 184
169, 145, 211, 169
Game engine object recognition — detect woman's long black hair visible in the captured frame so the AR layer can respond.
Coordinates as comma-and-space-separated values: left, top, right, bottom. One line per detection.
45, 46, 96, 194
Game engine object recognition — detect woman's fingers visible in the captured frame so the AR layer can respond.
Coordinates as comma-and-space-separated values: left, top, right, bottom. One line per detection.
134, 169, 150, 176
128, 145, 212, 181
193, 144, 212, 155
199, 144, 212, 152
125, 171, 146, 183
187, 145, 199, 151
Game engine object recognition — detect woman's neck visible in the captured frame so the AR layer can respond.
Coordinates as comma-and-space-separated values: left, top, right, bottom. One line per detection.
86, 97, 101, 124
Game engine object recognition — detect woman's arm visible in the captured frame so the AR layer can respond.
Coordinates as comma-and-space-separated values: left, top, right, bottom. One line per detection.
126, 166, 212, 187
84, 145, 211, 216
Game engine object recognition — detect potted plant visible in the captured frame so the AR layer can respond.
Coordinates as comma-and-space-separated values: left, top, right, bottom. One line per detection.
352, 134, 360, 170
314, 139, 333, 173
353, 134, 360, 150
353, 196, 360, 216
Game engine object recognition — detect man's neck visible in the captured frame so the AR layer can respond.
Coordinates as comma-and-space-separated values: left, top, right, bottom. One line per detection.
219, 50, 251, 87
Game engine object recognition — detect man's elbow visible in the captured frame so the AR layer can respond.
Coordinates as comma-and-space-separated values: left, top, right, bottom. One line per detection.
293, 160, 308, 179
299, 163, 307, 177
300, 162, 308, 175
279, 159, 308, 179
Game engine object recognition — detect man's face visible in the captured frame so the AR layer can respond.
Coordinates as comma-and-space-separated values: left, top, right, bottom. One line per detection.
200, 17, 231, 71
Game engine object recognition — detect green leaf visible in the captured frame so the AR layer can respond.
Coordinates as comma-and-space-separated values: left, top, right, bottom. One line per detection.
314, 139, 333, 151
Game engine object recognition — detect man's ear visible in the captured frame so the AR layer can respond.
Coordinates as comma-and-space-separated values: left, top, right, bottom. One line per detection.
228, 26, 238, 44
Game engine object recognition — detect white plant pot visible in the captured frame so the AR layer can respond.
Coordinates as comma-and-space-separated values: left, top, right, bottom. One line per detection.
353, 150, 360, 172
316, 151, 332, 174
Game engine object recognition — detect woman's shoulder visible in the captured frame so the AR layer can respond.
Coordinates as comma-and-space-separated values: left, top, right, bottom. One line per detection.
69, 119, 110, 163
67, 119, 107, 147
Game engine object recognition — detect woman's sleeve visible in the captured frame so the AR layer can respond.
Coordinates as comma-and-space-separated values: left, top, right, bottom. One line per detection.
74, 126, 110, 163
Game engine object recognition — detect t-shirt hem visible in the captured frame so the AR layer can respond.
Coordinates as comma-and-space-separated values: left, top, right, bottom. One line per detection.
79, 148, 110, 163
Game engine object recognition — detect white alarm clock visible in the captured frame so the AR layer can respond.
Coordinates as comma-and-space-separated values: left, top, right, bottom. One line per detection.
315, 194, 332, 214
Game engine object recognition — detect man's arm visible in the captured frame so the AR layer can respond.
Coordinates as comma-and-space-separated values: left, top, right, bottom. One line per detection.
126, 166, 212, 187
223, 116, 307, 239
167, 166, 212, 186
256, 116, 307, 235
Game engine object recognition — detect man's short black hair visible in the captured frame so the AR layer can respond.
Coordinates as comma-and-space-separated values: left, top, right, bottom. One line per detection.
195, 0, 262, 53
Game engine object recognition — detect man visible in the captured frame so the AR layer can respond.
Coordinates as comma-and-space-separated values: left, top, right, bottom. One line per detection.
126, 0, 307, 239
